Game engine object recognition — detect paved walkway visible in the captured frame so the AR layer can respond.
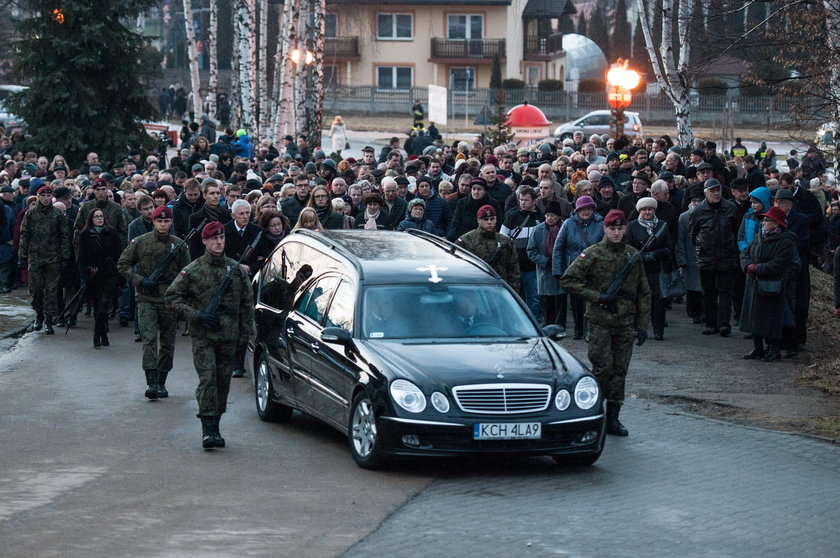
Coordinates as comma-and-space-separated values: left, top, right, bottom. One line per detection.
344, 399, 840, 558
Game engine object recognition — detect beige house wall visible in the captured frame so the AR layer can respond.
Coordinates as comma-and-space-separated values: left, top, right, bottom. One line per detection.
328, 5, 514, 89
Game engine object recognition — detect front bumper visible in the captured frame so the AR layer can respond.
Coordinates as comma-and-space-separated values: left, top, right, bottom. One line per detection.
378, 413, 606, 458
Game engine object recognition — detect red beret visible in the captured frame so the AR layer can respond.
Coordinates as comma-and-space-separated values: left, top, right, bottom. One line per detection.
36, 185, 54, 195
477, 204, 496, 219
91, 178, 108, 189
201, 221, 225, 239
604, 209, 627, 227
150, 205, 173, 220
407, 155, 419, 161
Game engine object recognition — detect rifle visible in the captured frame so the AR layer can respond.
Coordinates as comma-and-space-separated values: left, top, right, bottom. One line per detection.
145, 218, 206, 287
202, 231, 262, 319
601, 223, 667, 308
487, 214, 532, 267
61, 282, 88, 335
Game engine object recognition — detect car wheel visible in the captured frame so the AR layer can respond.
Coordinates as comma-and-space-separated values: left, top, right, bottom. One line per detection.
254, 353, 293, 422
553, 449, 602, 467
349, 391, 387, 469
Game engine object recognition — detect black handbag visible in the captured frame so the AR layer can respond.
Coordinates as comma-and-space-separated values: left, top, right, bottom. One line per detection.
756, 278, 782, 298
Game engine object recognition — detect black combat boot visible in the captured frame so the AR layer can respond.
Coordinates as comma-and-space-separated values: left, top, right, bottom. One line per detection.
156, 370, 169, 398
44, 315, 55, 335
144, 370, 159, 400
34, 313, 44, 331
212, 415, 225, 448
199, 416, 217, 449
96, 314, 109, 346
743, 337, 765, 360
606, 403, 629, 436
93, 333, 101, 348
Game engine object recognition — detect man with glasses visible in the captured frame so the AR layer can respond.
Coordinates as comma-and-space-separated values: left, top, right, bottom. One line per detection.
281, 174, 311, 225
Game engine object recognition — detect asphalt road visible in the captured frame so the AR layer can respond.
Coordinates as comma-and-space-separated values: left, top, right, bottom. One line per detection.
2, 311, 839, 557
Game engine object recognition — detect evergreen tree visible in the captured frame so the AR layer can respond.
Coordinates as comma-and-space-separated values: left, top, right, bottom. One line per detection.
561, 14, 575, 35
490, 54, 502, 90
589, 5, 611, 60
487, 90, 514, 146
576, 14, 588, 37
8, 0, 160, 165
611, 0, 632, 60
688, 0, 706, 65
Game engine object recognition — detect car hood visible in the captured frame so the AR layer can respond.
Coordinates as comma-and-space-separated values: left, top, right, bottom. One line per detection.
359, 337, 578, 389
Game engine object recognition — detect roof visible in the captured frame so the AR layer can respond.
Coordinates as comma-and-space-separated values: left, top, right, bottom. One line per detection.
311, 230, 497, 285
505, 102, 551, 127
328, 0, 510, 4
523, 0, 576, 18
562, 34, 607, 81
691, 55, 751, 77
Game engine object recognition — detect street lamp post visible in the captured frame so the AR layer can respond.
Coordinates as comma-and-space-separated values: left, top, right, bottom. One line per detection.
606, 59, 640, 138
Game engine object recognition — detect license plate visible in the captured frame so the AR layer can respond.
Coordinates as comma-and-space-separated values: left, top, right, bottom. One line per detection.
473, 422, 541, 440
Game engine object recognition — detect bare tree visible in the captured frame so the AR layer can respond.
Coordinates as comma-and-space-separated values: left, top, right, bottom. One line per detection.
207, 0, 219, 119
269, 0, 295, 143
304, 0, 326, 147
247, 0, 258, 133
258, 0, 270, 139
182, 0, 202, 119
235, 0, 254, 130
293, 2, 307, 137
636, 0, 695, 149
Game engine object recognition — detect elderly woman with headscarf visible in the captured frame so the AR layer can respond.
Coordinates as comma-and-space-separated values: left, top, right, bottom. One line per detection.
740, 206, 798, 361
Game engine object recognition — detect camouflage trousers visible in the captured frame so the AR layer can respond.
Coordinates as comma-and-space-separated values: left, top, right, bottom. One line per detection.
587, 323, 635, 404
137, 300, 177, 372
29, 262, 61, 316
191, 337, 236, 416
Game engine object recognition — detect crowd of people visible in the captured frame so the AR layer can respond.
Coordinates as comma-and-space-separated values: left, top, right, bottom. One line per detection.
3, 116, 840, 441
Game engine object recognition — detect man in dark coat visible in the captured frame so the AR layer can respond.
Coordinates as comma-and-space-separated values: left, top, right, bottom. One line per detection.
172, 179, 204, 238
188, 178, 231, 259
690, 179, 741, 336
773, 189, 810, 355
618, 171, 652, 219
280, 174, 311, 226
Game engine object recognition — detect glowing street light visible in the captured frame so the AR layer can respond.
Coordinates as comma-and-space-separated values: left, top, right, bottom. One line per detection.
290, 48, 314, 65
606, 59, 640, 137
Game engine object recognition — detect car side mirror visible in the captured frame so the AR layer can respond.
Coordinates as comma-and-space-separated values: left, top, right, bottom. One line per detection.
321, 327, 353, 346
543, 324, 566, 341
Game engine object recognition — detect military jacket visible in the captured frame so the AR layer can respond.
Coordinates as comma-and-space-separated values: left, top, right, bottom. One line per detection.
117, 230, 190, 303
458, 229, 521, 291
74, 200, 128, 254
165, 251, 254, 343
19, 203, 71, 265
559, 238, 651, 330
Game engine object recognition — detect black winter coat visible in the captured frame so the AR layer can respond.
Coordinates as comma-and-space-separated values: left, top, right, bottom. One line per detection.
626, 220, 674, 297
739, 230, 798, 339
77, 226, 122, 303
449, 194, 500, 240
689, 199, 740, 270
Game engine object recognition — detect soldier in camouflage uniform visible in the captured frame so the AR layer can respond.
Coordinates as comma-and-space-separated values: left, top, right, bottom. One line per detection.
18, 185, 71, 334
165, 221, 254, 449
74, 178, 128, 254
118, 206, 190, 401
457, 204, 520, 291
560, 209, 651, 437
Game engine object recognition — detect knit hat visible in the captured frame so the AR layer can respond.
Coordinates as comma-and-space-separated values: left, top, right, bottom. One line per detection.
598, 175, 616, 190
408, 198, 426, 210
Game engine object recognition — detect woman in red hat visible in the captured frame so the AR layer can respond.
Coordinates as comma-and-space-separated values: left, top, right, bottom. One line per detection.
739, 206, 798, 361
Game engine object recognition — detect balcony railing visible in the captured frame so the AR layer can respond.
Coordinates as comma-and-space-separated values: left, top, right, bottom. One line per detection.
430, 38, 506, 60
524, 33, 564, 57
325, 36, 360, 59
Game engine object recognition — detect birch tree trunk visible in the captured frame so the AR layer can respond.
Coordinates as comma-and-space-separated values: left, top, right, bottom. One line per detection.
305, 0, 326, 148
258, 0, 270, 139
207, 0, 219, 120
230, 1, 241, 128
293, 2, 307, 137
270, 0, 294, 144
236, 0, 253, 130
182, 0, 202, 118
636, 0, 694, 150
248, 0, 258, 134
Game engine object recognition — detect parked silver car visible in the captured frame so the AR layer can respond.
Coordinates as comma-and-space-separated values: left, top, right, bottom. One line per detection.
554, 110, 643, 141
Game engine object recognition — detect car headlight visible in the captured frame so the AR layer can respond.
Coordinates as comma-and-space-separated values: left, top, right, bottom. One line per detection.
554, 389, 571, 411
574, 376, 599, 410
390, 379, 427, 413
430, 391, 450, 413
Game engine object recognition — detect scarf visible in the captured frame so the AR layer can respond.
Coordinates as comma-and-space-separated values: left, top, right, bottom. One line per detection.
544, 222, 560, 257
90, 224, 105, 235
638, 215, 659, 236
204, 204, 222, 222
761, 227, 783, 238
265, 231, 286, 244
364, 208, 381, 230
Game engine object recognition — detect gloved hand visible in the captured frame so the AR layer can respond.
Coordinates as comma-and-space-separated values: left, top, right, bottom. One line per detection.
140, 277, 157, 291
598, 292, 618, 312
635, 328, 647, 346
198, 311, 220, 329
17, 256, 26, 269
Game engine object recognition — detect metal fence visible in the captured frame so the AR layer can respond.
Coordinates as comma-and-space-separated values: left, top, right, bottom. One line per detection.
319, 86, 807, 126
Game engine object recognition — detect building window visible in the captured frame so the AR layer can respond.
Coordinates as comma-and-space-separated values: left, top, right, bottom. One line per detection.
447, 14, 483, 40
377, 14, 412, 40
449, 67, 476, 92
325, 13, 337, 38
526, 66, 540, 86
377, 66, 412, 90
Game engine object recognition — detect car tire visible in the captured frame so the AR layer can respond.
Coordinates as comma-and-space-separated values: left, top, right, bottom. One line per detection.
553, 449, 602, 467
349, 391, 387, 469
254, 353, 293, 422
